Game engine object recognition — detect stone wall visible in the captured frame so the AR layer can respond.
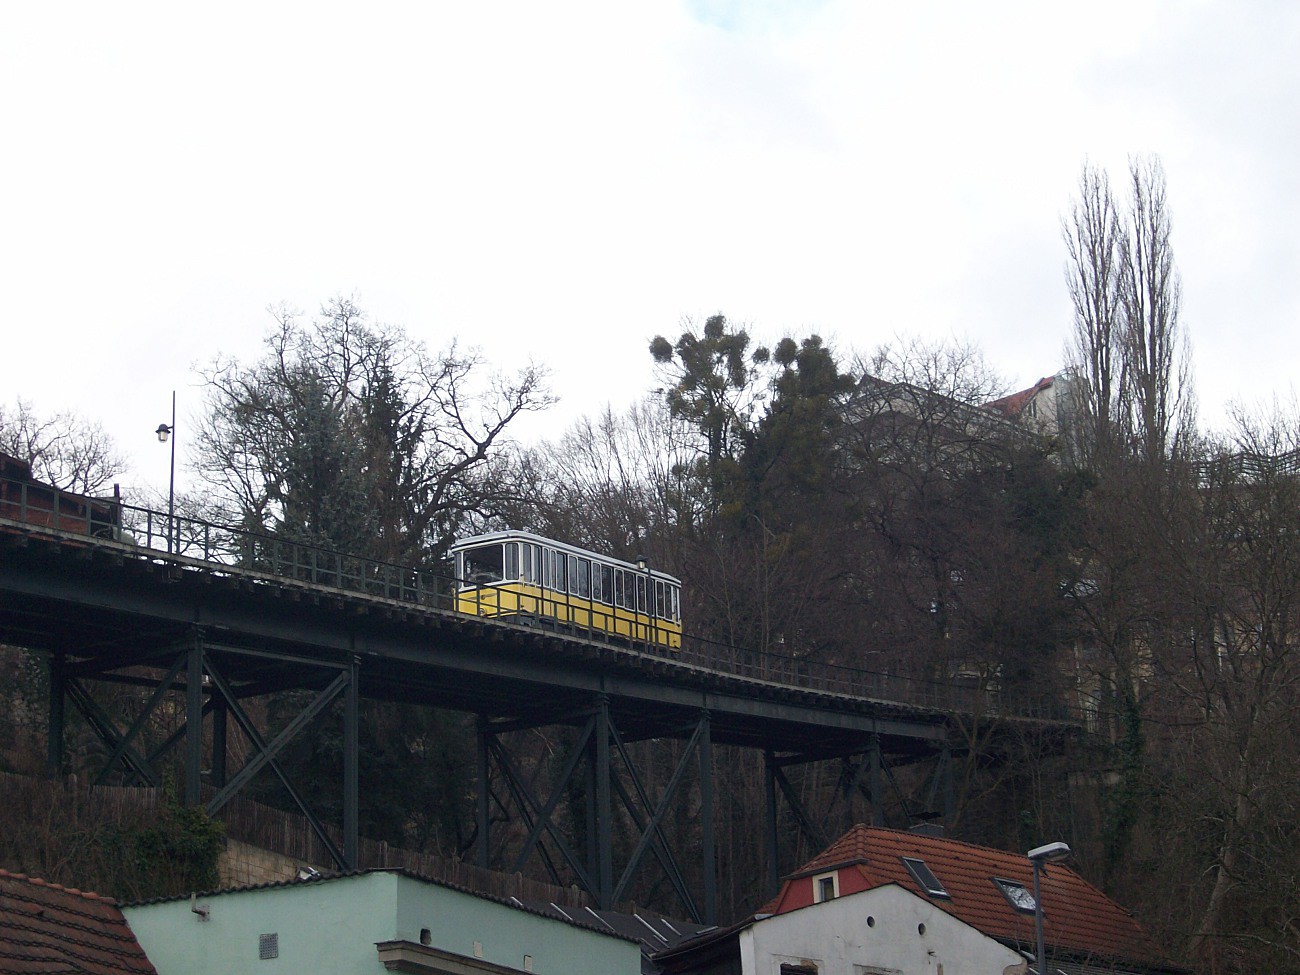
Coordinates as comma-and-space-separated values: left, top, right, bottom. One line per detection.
219, 837, 323, 888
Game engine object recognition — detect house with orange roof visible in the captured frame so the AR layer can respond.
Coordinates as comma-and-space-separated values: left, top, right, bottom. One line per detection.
655, 825, 1189, 975
985, 375, 1067, 438
0, 867, 156, 974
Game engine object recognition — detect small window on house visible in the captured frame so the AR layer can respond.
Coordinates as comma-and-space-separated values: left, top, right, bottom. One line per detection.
781, 965, 818, 975
993, 878, 1037, 913
901, 857, 949, 899
812, 871, 838, 903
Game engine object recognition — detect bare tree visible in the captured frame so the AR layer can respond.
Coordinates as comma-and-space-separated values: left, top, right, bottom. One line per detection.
194, 296, 553, 561
1157, 403, 1300, 969
0, 398, 125, 495
1062, 162, 1124, 462
1119, 156, 1196, 462
1062, 156, 1196, 465
513, 399, 699, 560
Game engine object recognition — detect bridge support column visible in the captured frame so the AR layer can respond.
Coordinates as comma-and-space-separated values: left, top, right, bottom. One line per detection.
942, 745, 954, 827
595, 695, 613, 909
869, 733, 883, 827
210, 699, 227, 788
185, 634, 204, 806
46, 651, 64, 779
344, 654, 359, 867
699, 710, 715, 924
764, 749, 780, 896
476, 715, 490, 871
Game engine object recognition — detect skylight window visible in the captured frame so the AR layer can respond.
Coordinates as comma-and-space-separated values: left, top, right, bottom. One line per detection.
901, 857, 949, 899
993, 878, 1037, 913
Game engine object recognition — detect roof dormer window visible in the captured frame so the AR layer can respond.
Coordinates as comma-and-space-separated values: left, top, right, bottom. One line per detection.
901, 857, 949, 899
813, 871, 839, 903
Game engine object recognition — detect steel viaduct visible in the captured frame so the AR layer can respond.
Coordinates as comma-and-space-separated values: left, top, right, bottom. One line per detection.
0, 490, 1074, 924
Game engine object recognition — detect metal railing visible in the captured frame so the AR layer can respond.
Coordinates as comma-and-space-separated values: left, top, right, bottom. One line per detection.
0, 473, 1079, 724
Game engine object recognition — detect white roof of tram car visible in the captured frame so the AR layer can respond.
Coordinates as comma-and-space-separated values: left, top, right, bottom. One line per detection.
451, 531, 683, 585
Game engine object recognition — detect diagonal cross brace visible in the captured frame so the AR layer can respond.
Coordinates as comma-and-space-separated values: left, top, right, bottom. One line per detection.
489, 735, 594, 893
609, 716, 705, 915
771, 761, 830, 853
91, 652, 189, 787
202, 657, 349, 868
64, 679, 161, 787
510, 714, 597, 876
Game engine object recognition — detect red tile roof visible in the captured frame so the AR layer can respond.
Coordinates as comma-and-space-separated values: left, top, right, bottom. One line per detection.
771, 826, 1181, 972
985, 375, 1056, 420
0, 869, 156, 975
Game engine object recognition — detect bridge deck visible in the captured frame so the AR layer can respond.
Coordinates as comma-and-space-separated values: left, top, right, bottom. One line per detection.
0, 518, 972, 761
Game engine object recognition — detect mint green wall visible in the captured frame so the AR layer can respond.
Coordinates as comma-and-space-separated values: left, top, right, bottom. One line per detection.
391, 875, 635, 975
124, 871, 639, 975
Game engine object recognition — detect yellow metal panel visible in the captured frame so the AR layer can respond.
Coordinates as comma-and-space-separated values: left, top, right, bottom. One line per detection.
456, 583, 681, 650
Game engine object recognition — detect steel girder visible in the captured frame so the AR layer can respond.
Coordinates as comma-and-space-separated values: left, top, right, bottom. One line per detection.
761, 739, 955, 896
45, 627, 362, 870
474, 696, 717, 924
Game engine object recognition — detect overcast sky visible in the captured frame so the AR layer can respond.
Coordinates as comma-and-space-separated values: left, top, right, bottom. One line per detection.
2, 1, 1298, 499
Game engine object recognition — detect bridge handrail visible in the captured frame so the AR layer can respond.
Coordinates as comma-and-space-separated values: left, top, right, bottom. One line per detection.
0, 473, 1079, 724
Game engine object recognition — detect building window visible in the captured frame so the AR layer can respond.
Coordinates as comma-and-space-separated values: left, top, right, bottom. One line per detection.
258, 933, 279, 960
781, 964, 818, 975
812, 871, 838, 903
901, 857, 949, 899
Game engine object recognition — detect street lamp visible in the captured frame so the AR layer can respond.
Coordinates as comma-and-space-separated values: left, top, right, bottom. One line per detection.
156, 391, 176, 554
1027, 841, 1070, 975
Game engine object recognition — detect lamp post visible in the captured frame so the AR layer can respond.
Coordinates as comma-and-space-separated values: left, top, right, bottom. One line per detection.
1027, 841, 1070, 975
155, 391, 176, 554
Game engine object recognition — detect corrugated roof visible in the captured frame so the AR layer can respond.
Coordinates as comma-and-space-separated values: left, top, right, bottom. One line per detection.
521, 904, 713, 975
777, 826, 1182, 972
0, 868, 156, 975
124, 866, 639, 943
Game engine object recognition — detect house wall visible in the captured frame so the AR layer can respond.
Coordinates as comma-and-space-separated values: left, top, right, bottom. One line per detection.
740, 885, 1026, 975
125, 871, 400, 975
123, 871, 640, 975
391, 874, 638, 975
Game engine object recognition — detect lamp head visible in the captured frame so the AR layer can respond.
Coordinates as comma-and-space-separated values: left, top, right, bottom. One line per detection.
156, 423, 172, 444
635, 554, 648, 572
1027, 841, 1071, 863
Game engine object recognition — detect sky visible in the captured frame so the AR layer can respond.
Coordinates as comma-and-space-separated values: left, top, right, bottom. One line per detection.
2, 1, 1298, 501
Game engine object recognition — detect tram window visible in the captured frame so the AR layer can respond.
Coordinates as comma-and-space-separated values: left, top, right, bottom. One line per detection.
613, 569, 628, 609
463, 544, 504, 585
671, 586, 680, 622
591, 562, 604, 602
600, 565, 614, 605
505, 543, 519, 580
543, 548, 563, 590
529, 544, 542, 585
655, 580, 667, 617
569, 557, 590, 598
635, 574, 647, 613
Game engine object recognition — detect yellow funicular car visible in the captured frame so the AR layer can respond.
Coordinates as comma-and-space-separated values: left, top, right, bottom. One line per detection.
450, 530, 682, 650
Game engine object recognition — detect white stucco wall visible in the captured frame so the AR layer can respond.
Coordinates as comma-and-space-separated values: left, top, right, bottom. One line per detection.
123, 870, 640, 975
739, 884, 1027, 975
